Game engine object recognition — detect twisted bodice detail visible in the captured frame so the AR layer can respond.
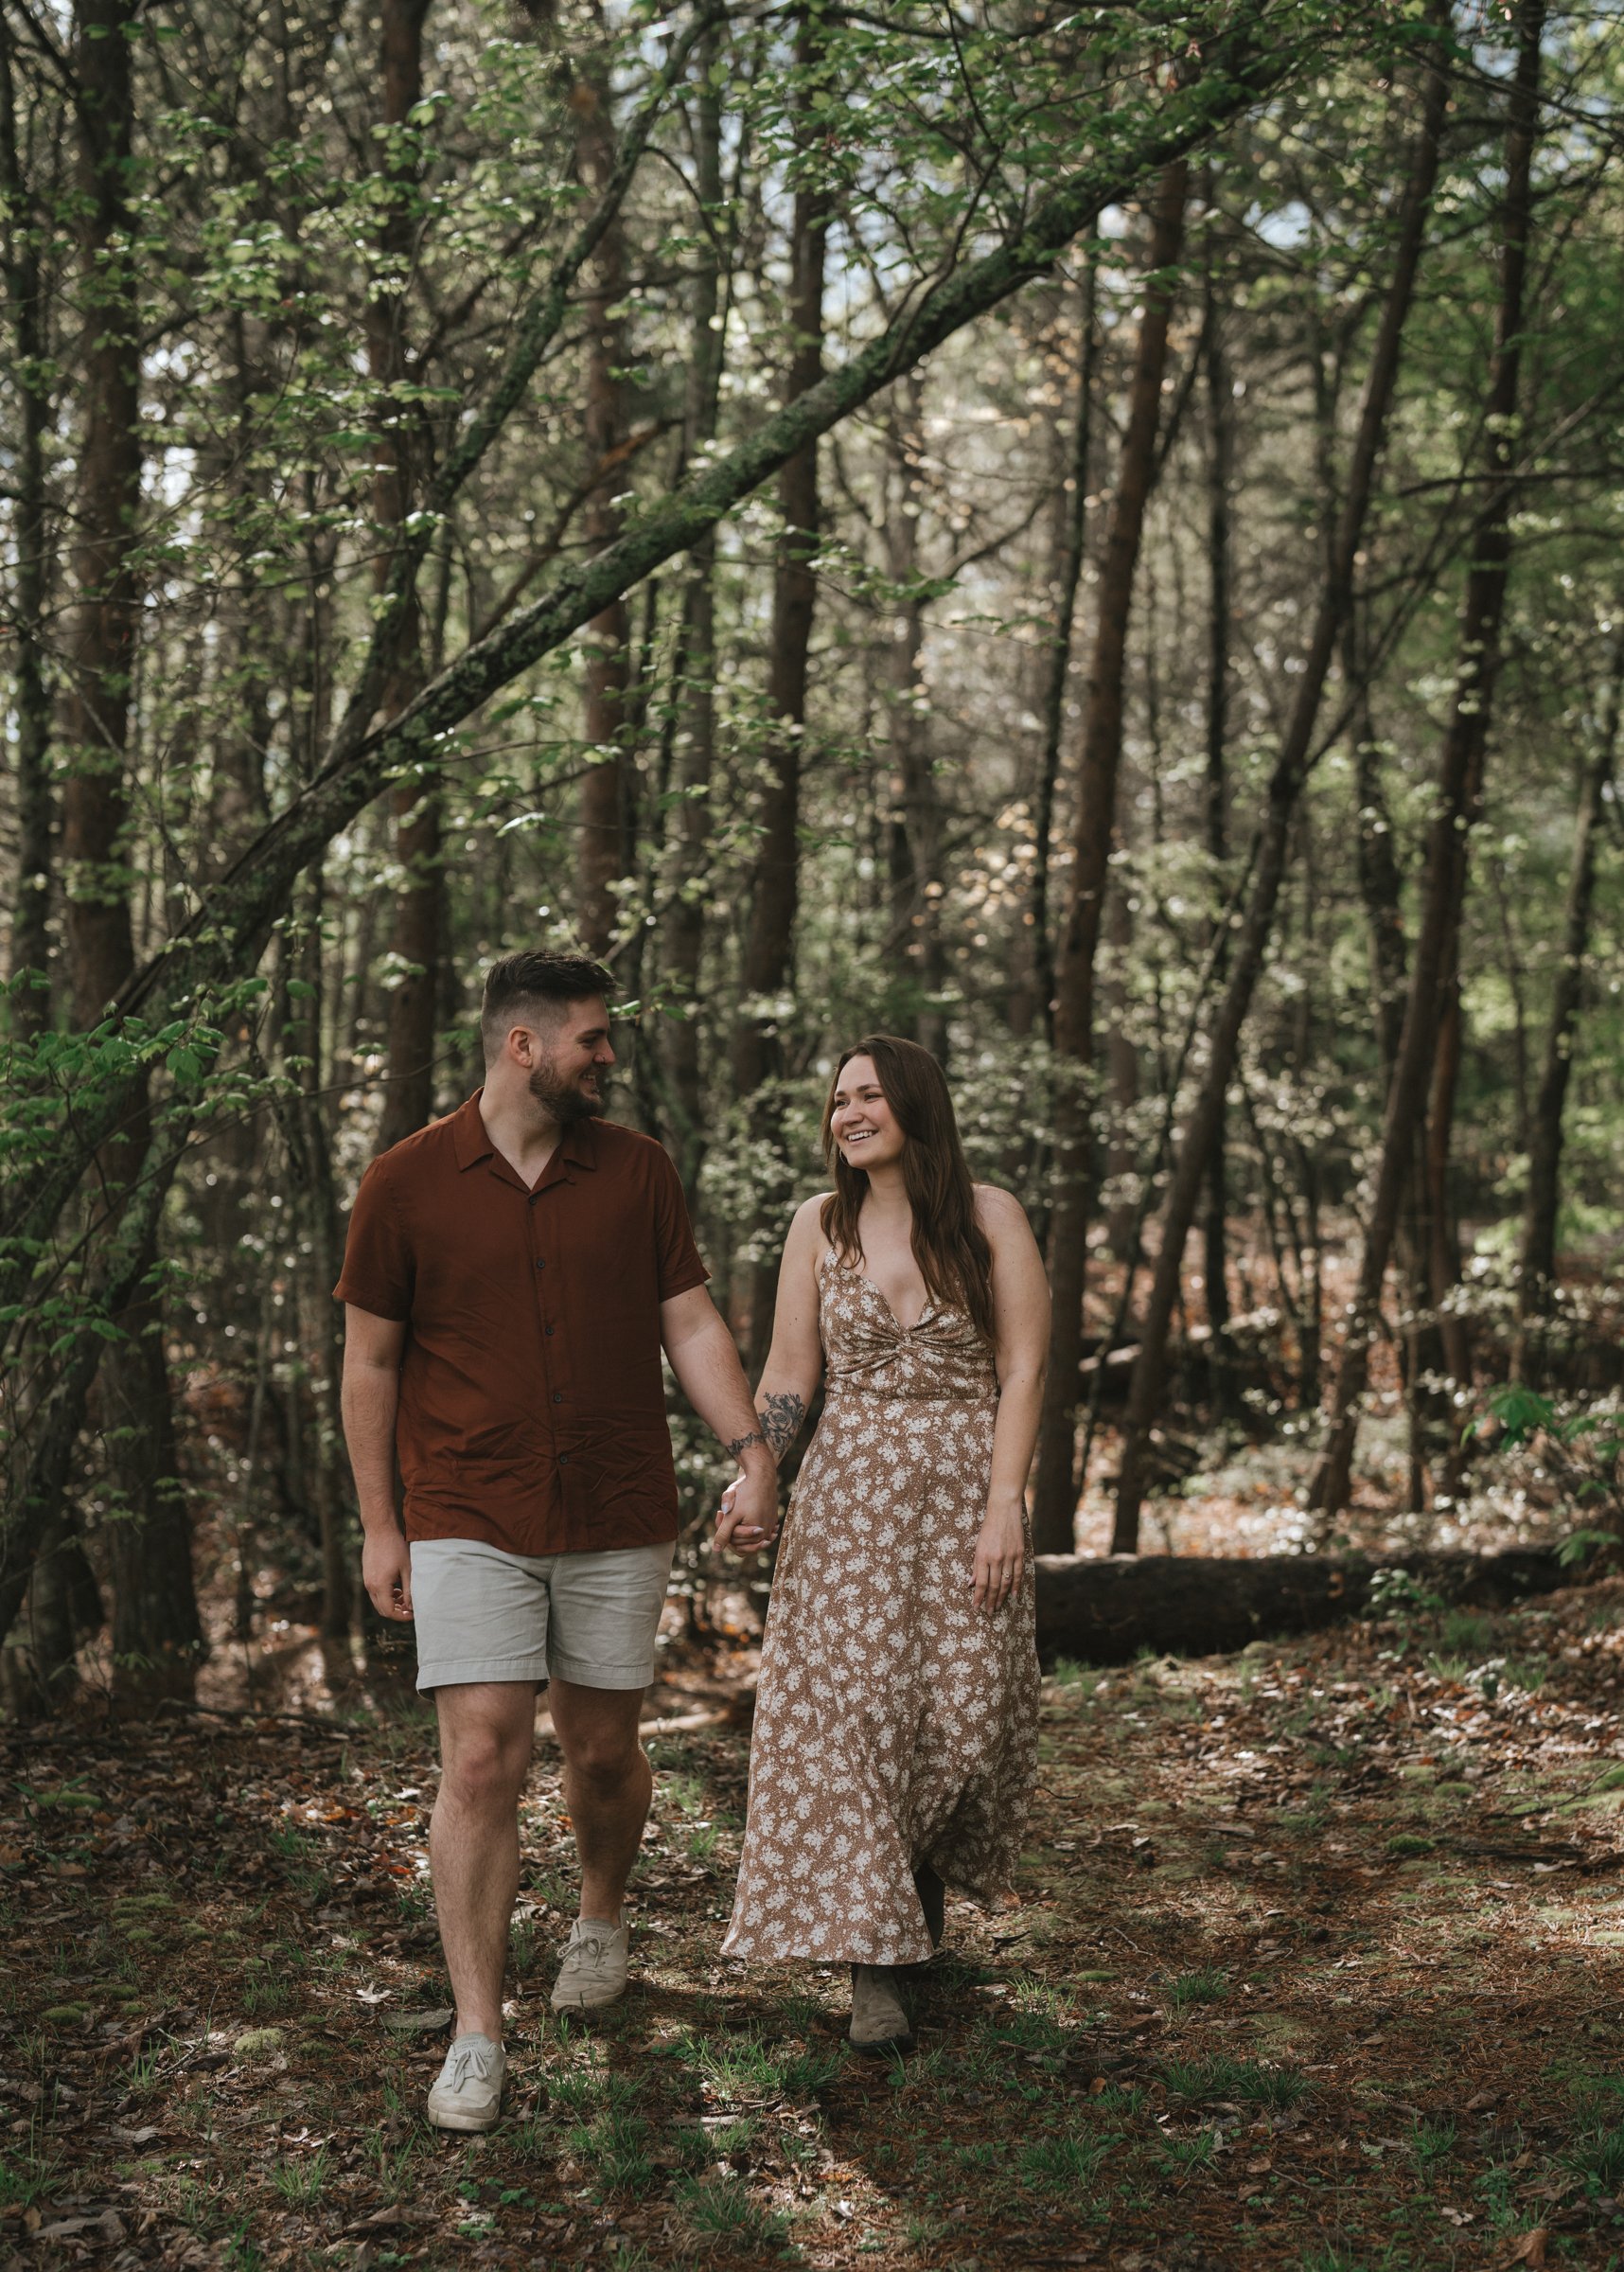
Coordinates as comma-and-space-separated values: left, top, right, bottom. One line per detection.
819, 1248, 997, 1404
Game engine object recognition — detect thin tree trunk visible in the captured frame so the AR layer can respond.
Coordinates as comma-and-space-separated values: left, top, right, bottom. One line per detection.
1201, 230, 1235, 1411
730, 3, 829, 1370
1113, 35, 1451, 1551
373, 0, 441, 1154
1350, 669, 1407, 1085
1516, 628, 1624, 1340
1102, 863, 1139, 1262
58, 0, 202, 1704
1030, 160, 1189, 1554
660, 31, 727, 1188
883, 378, 947, 1056
1032, 263, 1098, 1041
1308, 0, 1545, 1518
289, 870, 355, 1647
0, 25, 54, 1035
1425, 970, 1474, 1393
572, 35, 633, 959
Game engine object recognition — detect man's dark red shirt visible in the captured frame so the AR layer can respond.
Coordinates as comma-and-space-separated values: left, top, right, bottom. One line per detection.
334, 1092, 709, 1556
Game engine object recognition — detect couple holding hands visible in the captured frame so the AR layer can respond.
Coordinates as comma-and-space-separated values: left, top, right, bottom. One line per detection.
337, 952, 1050, 2132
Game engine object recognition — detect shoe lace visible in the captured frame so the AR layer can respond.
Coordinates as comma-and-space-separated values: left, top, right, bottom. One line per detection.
446, 2040, 497, 2090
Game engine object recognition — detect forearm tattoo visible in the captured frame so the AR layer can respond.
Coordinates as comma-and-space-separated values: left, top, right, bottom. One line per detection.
757, 1392, 807, 1462
726, 1428, 765, 1460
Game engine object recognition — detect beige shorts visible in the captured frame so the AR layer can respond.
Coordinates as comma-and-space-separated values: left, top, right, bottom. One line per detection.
409, 1536, 675, 1694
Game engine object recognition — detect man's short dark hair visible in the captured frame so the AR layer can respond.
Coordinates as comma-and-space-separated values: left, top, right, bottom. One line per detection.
481, 951, 613, 1063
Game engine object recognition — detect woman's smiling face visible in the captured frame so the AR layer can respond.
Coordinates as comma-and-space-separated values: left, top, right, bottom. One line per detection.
829, 1055, 906, 1170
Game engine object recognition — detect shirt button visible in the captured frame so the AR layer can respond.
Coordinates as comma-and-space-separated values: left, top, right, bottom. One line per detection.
552, 1392, 563, 1404
545, 1325, 555, 1337
558, 1453, 570, 1464
534, 1258, 545, 1270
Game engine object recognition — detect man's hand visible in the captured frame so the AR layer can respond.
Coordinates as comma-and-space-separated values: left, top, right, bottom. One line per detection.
714, 1463, 779, 1556
362, 1528, 414, 1621
971, 1498, 1025, 1615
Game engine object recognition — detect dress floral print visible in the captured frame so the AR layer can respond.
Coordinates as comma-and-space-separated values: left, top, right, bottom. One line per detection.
723, 1251, 1039, 1966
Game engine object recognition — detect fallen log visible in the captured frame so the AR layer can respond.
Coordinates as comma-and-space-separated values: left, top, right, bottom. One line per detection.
1032, 1546, 1573, 1665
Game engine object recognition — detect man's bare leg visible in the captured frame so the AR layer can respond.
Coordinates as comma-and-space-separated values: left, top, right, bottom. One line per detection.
547, 1678, 650, 1923
431, 1681, 538, 2040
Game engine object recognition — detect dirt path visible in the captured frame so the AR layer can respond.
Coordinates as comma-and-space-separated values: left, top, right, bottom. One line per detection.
6, 1580, 1624, 2269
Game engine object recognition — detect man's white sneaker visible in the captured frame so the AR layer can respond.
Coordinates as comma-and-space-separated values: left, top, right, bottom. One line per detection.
426, 2032, 505, 2132
550, 1918, 629, 2013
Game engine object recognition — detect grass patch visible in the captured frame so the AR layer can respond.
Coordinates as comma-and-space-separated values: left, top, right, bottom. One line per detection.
1160, 2129, 1217, 2173
1165, 1966, 1228, 2010
678, 2028, 842, 2103
1406, 2118, 1456, 2166
1018, 2131, 1111, 2187
678, 2174, 787, 2247
569, 2108, 653, 2195
1162, 2055, 1308, 2107
271, 2148, 329, 2207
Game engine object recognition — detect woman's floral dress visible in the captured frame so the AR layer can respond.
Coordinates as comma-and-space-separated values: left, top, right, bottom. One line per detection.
723, 1251, 1039, 1965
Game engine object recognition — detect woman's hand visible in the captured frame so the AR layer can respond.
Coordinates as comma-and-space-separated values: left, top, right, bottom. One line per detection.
971, 1498, 1026, 1615
714, 1469, 778, 1556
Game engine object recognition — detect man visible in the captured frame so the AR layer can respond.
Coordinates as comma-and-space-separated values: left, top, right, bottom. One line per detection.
336, 951, 778, 2133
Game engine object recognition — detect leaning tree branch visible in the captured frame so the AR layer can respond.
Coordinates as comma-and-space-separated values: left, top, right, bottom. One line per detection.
2, 3, 1347, 1301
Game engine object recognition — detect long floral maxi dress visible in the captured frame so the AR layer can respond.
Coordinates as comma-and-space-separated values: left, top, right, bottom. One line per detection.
722, 1251, 1040, 1966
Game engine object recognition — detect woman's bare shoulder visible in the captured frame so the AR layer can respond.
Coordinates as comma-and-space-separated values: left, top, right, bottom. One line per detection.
972, 1182, 1032, 1234
786, 1192, 834, 1253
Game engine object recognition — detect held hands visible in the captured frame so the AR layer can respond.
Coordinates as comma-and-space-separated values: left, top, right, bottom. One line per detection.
972, 1498, 1026, 1615
714, 1465, 780, 1557
362, 1528, 414, 1622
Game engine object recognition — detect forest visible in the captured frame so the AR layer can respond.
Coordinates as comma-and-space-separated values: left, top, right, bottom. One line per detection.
4, 0, 1624, 2265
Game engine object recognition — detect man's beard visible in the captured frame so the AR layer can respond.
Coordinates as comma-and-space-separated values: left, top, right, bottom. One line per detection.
527, 1057, 606, 1125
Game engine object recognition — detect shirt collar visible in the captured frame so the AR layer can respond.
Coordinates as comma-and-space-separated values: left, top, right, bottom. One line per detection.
560, 1117, 598, 1172
450, 1091, 494, 1172
450, 1090, 601, 1176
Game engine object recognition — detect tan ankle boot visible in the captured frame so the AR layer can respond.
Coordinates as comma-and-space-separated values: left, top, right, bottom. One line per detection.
849, 1963, 914, 2054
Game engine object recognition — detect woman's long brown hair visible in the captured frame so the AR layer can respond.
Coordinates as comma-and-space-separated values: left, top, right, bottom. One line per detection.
819, 1034, 996, 1344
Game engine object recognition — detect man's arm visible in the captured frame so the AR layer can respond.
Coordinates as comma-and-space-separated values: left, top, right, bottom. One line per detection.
660, 1286, 779, 1552
341, 1305, 414, 1620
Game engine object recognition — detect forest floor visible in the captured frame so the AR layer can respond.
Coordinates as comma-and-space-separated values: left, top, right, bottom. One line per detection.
7, 1574, 1624, 2272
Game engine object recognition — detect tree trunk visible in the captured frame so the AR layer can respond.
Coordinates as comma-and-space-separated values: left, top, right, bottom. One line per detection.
1308, 0, 1545, 1518
1033, 1545, 1568, 1666
1201, 232, 1235, 1411
1113, 33, 1451, 1550
661, 27, 727, 1190
883, 379, 947, 1056
1030, 161, 1189, 1554
1032, 263, 1099, 1041
0, 24, 55, 1036
571, 35, 633, 960
1350, 671, 1407, 1086
288, 870, 356, 1648
729, 3, 829, 1370
59, 0, 202, 1705
1517, 629, 1624, 1338
1102, 863, 1140, 1263
372, 0, 441, 1156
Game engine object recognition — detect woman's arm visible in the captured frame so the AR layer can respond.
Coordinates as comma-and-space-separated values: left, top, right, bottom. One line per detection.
712, 1196, 827, 1550
973, 1186, 1051, 1612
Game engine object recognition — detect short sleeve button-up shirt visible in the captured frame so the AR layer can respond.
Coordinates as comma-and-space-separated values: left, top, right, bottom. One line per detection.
333, 1092, 709, 1556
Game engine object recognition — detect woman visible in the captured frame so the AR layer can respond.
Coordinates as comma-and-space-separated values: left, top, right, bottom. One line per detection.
717, 1035, 1050, 2052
